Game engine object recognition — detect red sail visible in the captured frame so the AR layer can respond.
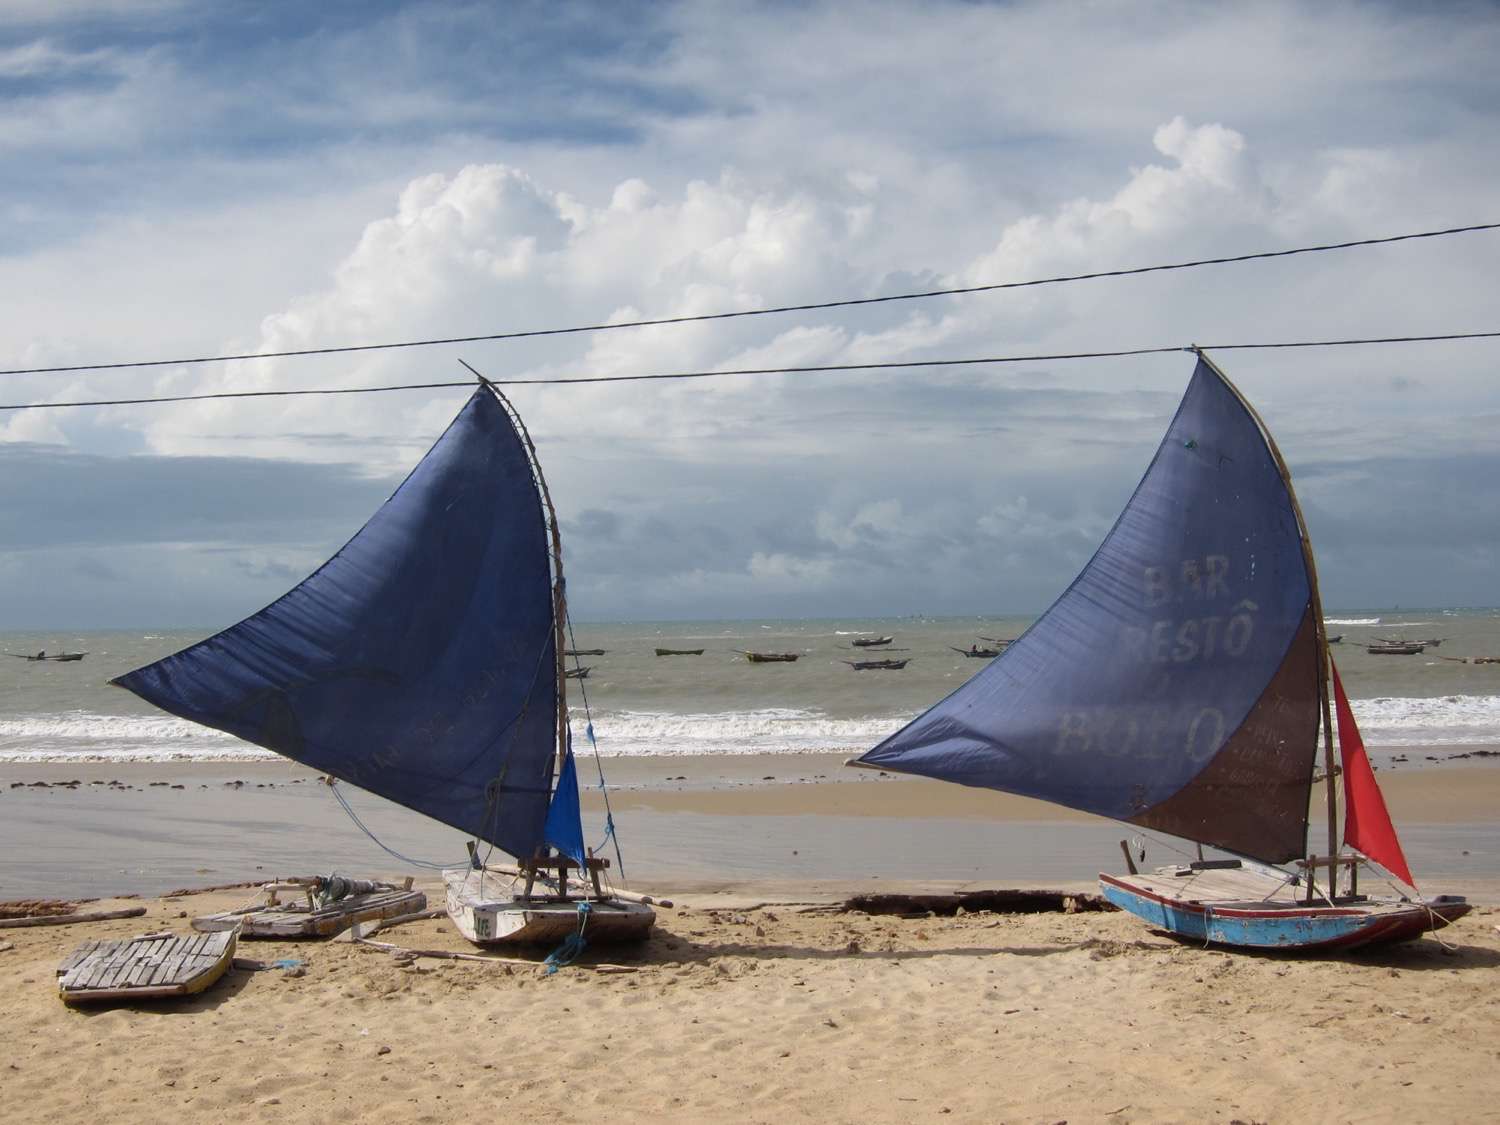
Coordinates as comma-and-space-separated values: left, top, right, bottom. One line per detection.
1331, 662, 1415, 887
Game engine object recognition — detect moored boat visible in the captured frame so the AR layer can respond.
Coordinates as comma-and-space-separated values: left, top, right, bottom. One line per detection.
851, 635, 894, 647
844, 658, 910, 670
654, 647, 704, 656
854, 352, 1468, 953
112, 376, 655, 953
742, 650, 800, 663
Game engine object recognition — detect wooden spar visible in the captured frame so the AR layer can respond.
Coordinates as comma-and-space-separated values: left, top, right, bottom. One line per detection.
0, 906, 146, 930
462, 360, 570, 778
1194, 348, 1339, 877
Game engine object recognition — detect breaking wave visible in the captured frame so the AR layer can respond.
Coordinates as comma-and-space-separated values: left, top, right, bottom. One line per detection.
4, 697, 1498, 762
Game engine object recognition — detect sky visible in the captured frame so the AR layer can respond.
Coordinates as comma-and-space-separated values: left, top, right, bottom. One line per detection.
1, 0, 1497, 629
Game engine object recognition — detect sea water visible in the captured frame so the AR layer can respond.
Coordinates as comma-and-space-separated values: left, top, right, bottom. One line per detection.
2, 610, 1499, 764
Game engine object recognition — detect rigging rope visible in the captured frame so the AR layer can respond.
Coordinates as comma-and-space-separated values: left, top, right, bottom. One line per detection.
4, 221, 1495, 378
564, 612, 628, 885
324, 779, 469, 871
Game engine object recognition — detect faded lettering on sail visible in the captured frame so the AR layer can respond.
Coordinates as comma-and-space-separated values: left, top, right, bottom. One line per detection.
113, 387, 559, 860
858, 359, 1319, 863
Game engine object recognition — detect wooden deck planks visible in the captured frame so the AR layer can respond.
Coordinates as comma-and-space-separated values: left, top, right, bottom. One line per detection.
59, 927, 238, 1003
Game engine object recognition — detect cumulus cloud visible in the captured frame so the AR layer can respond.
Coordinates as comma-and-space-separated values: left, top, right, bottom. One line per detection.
2, 2, 1498, 625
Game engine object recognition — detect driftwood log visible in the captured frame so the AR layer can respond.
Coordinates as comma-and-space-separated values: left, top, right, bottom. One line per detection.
840, 889, 1115, 917
0, 906, 147, 930
0, 899, 87, 920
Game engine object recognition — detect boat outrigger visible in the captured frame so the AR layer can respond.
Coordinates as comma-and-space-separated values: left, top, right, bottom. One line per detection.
854, 351, 1468, 952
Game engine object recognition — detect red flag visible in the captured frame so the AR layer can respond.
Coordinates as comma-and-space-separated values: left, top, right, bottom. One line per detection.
1332, 661, 1415, 888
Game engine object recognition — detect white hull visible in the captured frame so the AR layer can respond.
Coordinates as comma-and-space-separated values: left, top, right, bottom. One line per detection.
444, 867, 656, 947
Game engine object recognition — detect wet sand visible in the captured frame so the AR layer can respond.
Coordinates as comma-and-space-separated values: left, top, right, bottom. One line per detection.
2, 754, 1498, 902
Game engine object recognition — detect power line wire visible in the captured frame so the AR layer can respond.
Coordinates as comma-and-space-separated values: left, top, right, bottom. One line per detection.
3, 222, 1496, 379
3, 331, 1498, 412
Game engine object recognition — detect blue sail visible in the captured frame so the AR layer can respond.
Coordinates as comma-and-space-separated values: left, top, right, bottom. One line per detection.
113, 386, 560, 860
858, 357, 1320, 863
542, 748, 587, 872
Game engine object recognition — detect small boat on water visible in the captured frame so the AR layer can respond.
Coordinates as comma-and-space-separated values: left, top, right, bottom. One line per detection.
855, 352, 1469, 953
7, 651, 88, 662
1326, 634, 1343, 644
978, 636, 1015, 647
565, 666, 591, 679
113, 377, 656, 950
1380, 637, 1442, 648
742, 651, 800, 663
851, 635, 894, 648
1368, 642, 1425, 655
845, 658, 910, 671
654, 647, 704, 656
950, 645, 1001, 658
565, 648, 606, 656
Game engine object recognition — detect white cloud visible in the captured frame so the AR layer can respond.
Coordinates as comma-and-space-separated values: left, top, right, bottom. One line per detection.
2, 1, 1499, 621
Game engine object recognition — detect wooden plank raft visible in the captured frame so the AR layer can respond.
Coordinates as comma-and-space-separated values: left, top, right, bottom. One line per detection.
193, 880, 426, 939
57, 927, 238, 1005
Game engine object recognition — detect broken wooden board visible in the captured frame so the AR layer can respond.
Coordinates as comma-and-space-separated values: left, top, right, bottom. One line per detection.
192, 888, 426, 939
841, 889, 1116, 916
57, 927, 238, 1005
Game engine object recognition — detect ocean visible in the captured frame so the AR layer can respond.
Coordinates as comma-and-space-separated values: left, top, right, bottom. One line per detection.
3, 610, 1498, 765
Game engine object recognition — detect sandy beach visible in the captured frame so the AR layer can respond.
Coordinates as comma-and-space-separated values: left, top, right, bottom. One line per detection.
2, 755, 1499, 1122
2, 877, 1498, 1124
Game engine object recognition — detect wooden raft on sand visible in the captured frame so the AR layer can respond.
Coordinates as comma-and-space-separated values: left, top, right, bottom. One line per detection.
57, 928, 239, 1005
191, 876, 426, 939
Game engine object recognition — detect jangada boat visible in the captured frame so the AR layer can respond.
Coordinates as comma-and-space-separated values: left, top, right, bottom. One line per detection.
742, 650, 800, 663
113, 377, 654, 949
855, 352, 1469, 953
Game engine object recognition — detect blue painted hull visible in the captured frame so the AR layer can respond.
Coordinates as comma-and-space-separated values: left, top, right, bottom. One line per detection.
1100, 873, 1470, 952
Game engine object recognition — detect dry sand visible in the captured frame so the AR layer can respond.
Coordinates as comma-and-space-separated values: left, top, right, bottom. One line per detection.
2, 879, 1498, 1124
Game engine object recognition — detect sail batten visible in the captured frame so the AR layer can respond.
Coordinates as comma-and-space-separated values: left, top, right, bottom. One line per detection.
857, 358, 1321, 863
113, 387, 560, 860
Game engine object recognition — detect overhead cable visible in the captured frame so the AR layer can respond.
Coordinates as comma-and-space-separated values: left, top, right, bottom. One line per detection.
3, 330, 1498, 412
2, 222, 1496, 378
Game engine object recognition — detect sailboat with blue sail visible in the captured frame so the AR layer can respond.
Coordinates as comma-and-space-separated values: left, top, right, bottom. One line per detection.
113, 377, 654, 947
854, 351, 1468, 952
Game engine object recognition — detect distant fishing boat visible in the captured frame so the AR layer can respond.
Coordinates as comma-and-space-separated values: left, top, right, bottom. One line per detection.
565, 648, 606, 656
851, 635, 894, 648
1367, 642, 1425, 655
1379, 637, 1442, 648
565, 666, 591, 679
855, 352, 1469, 952
1326, 634, 1343, 644
742, 651, 800, 663
7, 651, 88, 662
844, 658, 910, 671
654, 647, 704, 656
950, 645, 1001, 658
113, 378, 655, 949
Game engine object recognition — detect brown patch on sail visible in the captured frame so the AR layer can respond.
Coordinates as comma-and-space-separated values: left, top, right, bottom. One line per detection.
1127, 606, 1320, 864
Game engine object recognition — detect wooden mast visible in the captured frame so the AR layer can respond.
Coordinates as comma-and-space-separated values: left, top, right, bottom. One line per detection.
461, 361, 570, 776
1193, 349, 1340, 883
